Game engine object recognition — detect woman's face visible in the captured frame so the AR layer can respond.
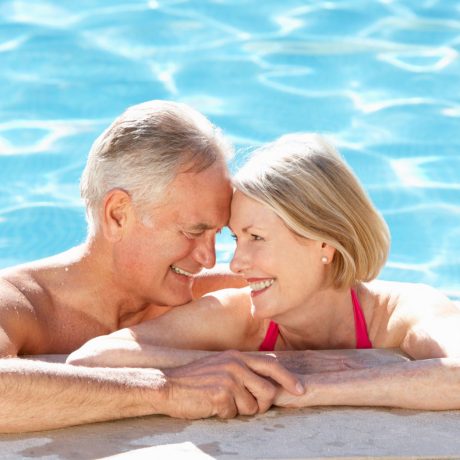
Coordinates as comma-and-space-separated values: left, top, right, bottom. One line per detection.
229, 191, 328, 320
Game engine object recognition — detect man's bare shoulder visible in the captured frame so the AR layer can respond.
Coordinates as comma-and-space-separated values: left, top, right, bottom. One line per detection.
0, 272, 44, 356
0, 270, 37, 309
0, 251, 77, 356
0, 261, 51, 308
0, 246, 87, 312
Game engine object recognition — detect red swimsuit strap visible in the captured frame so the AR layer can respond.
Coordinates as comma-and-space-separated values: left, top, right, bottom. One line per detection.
258, 320, 279, 352
351, 288, 372, 349
258, 289, 372, 351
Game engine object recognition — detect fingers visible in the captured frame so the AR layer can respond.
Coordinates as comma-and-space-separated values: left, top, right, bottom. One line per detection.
273, 390, 301, 408
239, 352, 305, 396
165, 350, 302, 419
209, 360, 263, 416
213, 389, 238, 419
237, 368, 277, 413
220, 382, 258, 417
164, 360, 259, 419
211, 350, 302, 414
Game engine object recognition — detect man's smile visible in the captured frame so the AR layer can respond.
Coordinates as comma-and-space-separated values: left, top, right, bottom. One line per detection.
170, 264, 195, 277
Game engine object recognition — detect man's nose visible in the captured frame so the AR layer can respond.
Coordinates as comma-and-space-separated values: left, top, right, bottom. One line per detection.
193, 234, 216, 269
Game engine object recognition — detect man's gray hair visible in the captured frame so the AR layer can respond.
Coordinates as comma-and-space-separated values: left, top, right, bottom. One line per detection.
80, 100, 233, 234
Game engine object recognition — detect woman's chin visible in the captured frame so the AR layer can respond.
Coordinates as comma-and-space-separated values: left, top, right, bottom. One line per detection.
250, 300, 274, 320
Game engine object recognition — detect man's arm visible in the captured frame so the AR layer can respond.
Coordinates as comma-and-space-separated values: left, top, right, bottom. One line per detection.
0, 280, 303, 433
192, 265, 247, 299
0, 351, 303, 433
0, 358, 170, 433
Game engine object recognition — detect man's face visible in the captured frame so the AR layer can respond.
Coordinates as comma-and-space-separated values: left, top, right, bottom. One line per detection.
115, 160, 232, 307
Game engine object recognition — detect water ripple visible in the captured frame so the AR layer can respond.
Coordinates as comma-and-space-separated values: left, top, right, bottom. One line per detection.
0, 35, 28, 52
0, 119, 106, 155
0, 0, 458, 294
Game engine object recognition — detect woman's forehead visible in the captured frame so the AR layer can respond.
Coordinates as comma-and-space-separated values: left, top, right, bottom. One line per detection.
229, 192, 282, 228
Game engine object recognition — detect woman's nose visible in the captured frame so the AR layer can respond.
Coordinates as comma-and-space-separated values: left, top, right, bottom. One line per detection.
229, 244, 247, 274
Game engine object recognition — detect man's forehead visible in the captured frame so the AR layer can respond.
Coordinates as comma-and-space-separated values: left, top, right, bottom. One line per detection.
162, 166, 231, 200
151, 162, 232, 226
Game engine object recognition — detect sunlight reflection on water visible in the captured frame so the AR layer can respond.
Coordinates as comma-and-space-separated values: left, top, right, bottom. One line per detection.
0, 0, 459, 297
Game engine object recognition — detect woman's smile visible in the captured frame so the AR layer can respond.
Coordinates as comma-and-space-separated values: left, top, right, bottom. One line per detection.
247, 278, 276, 297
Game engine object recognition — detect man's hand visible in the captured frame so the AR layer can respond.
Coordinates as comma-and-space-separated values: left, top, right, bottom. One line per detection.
161, 350, 304, 419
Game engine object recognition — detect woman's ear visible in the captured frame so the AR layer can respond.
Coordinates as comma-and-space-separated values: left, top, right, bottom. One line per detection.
320, 242, 336, 264
101, 189, 133, 242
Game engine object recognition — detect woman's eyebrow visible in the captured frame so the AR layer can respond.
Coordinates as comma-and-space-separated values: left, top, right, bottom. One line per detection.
228, 225, 261, 234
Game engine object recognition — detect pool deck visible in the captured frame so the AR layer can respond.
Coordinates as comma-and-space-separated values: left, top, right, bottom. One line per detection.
3, 405, 460, 459
2, 352, 460, 459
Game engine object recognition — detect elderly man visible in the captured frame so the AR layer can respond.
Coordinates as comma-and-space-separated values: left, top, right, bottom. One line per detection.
0, 101, 303, 433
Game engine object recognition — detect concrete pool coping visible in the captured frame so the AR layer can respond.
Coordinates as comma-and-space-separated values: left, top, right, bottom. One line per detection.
3, 406, 460, 459
2, 352, 460, 459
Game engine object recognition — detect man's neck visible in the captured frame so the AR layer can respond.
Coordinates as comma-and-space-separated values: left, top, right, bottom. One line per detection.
77, 237, 171, 330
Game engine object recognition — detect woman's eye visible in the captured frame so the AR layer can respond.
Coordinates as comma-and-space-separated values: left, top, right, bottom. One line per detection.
230, 233, 238, 241
251, 234, 263, 241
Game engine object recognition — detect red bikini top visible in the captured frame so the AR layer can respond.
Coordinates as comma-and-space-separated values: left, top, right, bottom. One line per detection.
259, 288, 372, 351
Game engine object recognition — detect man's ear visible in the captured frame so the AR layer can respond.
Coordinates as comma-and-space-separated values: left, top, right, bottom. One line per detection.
101, 189, 133, 242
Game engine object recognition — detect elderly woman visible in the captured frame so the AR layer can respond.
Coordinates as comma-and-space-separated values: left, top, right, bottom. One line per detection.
68, 133, 460, 411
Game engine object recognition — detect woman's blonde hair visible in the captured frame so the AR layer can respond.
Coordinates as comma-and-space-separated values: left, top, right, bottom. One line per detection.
233, 133, 390, 289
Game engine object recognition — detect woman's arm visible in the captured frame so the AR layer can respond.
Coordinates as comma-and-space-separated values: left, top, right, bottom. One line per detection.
275, 357, 460, 410
275, 286, 460, 411
67, 288, 259, 368
68, 336, 216, 368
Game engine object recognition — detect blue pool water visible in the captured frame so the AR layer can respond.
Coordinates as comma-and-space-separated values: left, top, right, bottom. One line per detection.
0, 1, 459, 298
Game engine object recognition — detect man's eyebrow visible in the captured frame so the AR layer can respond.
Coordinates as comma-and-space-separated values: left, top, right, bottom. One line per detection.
187, 223, 216, 231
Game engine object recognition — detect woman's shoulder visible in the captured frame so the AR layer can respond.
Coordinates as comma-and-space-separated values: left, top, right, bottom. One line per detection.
359, 280, 455, 347
364, 279, 459, 324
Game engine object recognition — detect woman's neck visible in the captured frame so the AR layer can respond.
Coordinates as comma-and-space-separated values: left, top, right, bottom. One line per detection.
273, 285, 359, 350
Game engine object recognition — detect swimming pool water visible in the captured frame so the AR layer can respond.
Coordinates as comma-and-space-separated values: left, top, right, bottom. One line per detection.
0, 0, 459, 298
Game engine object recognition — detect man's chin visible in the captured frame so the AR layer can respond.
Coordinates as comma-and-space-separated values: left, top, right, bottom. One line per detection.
161, 290, 193, 307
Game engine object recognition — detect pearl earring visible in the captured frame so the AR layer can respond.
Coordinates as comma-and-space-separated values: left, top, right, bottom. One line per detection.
321, 256, 328, 264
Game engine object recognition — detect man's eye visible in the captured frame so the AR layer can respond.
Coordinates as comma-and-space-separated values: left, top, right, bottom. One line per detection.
251, 234, 263, 241
183, 231, 204, 239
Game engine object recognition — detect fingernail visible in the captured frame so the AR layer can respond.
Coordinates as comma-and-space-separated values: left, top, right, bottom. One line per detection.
296, 382, 304, 394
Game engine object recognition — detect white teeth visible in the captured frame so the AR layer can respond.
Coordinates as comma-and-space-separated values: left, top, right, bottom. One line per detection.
249, 279, 274, 292
170, 265, 194, 277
